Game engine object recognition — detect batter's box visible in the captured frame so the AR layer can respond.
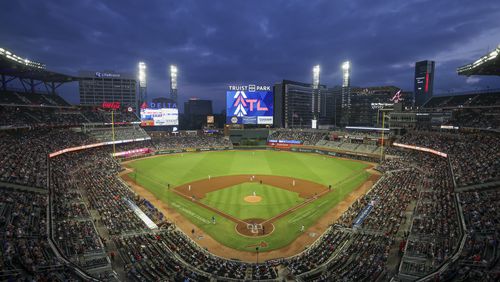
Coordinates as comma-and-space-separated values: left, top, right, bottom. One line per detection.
247, 223, 263, 234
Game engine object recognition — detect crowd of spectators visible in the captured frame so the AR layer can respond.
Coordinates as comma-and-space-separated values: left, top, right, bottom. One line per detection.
81, 110, 139, 123
432, 186, 500, 282
424, 91, 500, 109
0, 129, 93, 188
395, 130, 500, 187
0, 106, 129, 128
0, 187, 83, 281
283, 169, 419, 281
268, 129, 327, 145
446, 108, 500, 130
307, 233, 392, 281
380, 146, 464, 280
455, 189, 500, 270
152, 134, 232, 150
316, 139, 380, 154
86, 125, 149, 142
337, 169, 418, 234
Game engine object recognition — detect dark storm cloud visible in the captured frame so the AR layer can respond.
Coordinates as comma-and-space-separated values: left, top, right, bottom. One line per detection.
1, 0, 499, 111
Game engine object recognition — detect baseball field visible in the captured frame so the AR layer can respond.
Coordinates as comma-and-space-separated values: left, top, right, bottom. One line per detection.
123, 150, 372, 253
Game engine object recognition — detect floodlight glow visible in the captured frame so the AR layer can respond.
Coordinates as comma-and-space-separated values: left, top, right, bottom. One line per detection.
312, 65, 320, 89
0, 47, 45, 69
170, 65, 178, 90
342, 61, 350, 70
342, 60, 351, 88
138, 62, 147, 88
458, 44, 500, 73
170, 65, 177, 73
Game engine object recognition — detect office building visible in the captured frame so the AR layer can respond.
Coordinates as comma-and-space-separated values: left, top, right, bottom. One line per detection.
184, 98, 212, 115
273, 80, 326, 128
78, 71, 136, 107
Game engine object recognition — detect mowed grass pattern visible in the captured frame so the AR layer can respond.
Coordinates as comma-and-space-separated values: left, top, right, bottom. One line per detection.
129, 150, 365, 187
127, 150, 371, 252
200, 183, 303, 220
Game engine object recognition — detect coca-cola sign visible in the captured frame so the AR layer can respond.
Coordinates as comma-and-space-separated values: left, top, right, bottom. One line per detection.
102, 102, 121, 109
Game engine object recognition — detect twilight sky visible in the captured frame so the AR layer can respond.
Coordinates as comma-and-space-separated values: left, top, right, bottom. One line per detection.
1, 0, 500, 112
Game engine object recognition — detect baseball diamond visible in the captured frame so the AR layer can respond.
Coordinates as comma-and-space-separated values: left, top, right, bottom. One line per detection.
122, 150, 377, 257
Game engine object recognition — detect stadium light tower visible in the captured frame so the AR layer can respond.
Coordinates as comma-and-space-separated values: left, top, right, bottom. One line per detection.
170, 65, 178, 105
342, 61, 350, 88
138, 62, 147, 112
312, 65, 320, 89
341, 61, 351, 126
312, 65, 321, 122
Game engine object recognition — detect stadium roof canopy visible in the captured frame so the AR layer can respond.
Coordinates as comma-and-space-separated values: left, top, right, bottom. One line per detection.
0, 47, 76, 94
457, 44, 500, 76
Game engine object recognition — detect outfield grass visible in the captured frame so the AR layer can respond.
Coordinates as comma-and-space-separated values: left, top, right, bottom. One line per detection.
126, 150, 371, 252
200, 182, 303, 220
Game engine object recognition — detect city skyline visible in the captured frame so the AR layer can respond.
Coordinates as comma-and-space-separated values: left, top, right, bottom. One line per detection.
1, 0, 500, 112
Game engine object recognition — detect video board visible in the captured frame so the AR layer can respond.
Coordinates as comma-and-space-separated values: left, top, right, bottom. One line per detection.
140, 108, 178, 126
226, 85, 273, 125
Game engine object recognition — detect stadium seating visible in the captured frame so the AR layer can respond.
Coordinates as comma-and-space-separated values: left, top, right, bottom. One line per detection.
394, 131, 500, 187
1, 100, 499, 281
268, 129, 327, 145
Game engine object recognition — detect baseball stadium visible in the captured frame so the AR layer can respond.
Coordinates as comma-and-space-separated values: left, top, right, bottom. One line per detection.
2, 2, 500, 282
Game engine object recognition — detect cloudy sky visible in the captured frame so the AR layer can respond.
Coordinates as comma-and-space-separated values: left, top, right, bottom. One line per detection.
1, 0, 499, 112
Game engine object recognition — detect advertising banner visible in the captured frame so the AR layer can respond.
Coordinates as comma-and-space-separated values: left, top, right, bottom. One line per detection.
226, 87, 273, 125
140, 108, 179, 126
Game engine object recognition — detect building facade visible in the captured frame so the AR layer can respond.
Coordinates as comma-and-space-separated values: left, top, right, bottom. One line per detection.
182, 98, 213, 129
184, 98, 212, 116
78, 71, 136, 108
414, 60, 435, 107
273, 80, 327, 128
348, 86, 413, 127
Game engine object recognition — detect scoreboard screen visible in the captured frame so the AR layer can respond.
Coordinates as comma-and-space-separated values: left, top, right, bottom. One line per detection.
226, 85, 273, 125
140, 108, 178, 126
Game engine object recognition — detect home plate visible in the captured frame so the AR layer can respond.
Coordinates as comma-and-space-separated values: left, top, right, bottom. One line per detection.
308, 232, 317, 238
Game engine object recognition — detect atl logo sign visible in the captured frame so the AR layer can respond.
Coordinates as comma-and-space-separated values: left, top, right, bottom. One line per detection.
228, 84, 271, 92
233, 91, 268, 117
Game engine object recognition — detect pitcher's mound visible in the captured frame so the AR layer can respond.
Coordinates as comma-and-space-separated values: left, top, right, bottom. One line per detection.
244, 195, 262, 203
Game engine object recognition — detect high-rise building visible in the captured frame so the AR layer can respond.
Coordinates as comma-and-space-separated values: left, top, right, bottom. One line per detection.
170, 65, 178, 104
184, 98, 213, 115
78, 71, 136, 107
414, 60, 435, 107
183, 98, 213, 129
324, 86, 342, 127
273, 80, 326, 128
